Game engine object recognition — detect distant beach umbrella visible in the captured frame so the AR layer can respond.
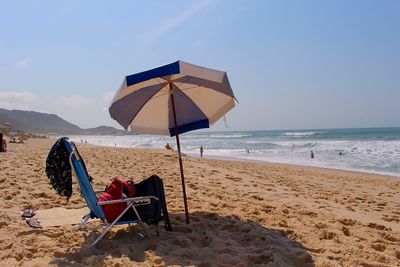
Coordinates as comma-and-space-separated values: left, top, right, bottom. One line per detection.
109, 60, 237, 223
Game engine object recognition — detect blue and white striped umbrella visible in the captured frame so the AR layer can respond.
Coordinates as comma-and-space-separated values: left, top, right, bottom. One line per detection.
109, 60, 236, 136
109, 60, 236, 223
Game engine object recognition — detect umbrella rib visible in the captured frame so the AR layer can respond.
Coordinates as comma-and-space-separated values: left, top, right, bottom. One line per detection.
147, 86, 169, 100
174, 75, 235, 99
133, 81, 169, 101
174, 76, 216, 93
173, 76, 191, 88
177, 85, 203, 91
173, 76, 205, 93
143, 78, 170, 100
155, 77, 168, 84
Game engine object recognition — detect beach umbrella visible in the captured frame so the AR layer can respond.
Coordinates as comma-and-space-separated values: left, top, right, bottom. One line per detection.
109, 60, 236, 223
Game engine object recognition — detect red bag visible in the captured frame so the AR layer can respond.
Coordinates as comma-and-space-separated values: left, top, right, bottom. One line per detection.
122, 180, 136, 198
99, 177, 136, 222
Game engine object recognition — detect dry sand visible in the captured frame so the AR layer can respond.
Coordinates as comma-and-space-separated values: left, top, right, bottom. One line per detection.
0, 138, 399, 266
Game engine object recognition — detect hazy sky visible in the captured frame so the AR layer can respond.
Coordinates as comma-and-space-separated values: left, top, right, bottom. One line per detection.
1, 0, 399, 131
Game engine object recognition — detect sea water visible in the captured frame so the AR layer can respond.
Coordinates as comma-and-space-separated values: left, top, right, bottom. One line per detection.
71, 127, 400, 177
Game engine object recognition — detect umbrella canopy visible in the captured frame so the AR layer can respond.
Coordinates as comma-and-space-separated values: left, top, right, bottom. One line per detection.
109, 60, 236, 223
109, 60, 236, 136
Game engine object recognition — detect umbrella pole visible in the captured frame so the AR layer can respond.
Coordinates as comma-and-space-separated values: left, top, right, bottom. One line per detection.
170, 84, 190, 224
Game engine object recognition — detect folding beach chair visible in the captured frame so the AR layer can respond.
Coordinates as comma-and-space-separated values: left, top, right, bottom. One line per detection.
64, 139, 164, 247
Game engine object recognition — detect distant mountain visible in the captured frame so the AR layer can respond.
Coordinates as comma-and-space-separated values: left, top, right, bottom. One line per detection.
0, 108, 126, 135
83, 126, 127, 135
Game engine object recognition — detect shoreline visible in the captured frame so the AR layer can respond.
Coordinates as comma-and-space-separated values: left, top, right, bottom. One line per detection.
65, 127, 400, 179
64, 133, 400, 179
188, 152, 400, 180
77, 140, 400, 180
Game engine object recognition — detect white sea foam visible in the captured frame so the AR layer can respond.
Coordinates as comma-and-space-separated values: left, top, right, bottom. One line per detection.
208, 134, 251, 138
283, 132, 322, 137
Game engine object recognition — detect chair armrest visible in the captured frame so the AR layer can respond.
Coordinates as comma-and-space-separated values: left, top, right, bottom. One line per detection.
97, 196, 159, 206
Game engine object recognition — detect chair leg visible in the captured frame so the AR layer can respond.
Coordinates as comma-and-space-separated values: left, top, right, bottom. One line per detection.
78, 213, 92, 230
90, 224, 113, 247
79, 213, 105, 231
131, 205, 151, 238
90, 203, 136, 247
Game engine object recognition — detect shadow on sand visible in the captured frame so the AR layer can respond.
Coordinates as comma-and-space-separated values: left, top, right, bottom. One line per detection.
50, 211, 314, 266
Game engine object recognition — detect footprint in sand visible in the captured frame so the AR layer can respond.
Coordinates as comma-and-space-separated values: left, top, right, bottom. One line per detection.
247, 252, 273, 264
382, 214, 400, 223
173, 225, 193, 234
315, 223, 328, 229
170, 236, 193, 247
319, 230, 338, 240
251, 195, 263, 201
192, 236, 213, 247
380, 232, 400, 242
33, 192, 49, 198
261, 205, 275, 213
16, 229, 46, 237
368, 223, 391, 231
345, 206, 355, 211
342, 226, 350, 236
371, 242, 386, 252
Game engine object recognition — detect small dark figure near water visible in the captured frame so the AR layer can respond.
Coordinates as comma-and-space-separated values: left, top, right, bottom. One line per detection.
339, 151, 343, 155
0, 133, 6, 152
200, 146, 204, 158
311, 150, 314, 159
165, 143, 172, 150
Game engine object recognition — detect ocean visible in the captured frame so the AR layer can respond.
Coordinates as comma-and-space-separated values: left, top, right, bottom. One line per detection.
71, 127, 400, 177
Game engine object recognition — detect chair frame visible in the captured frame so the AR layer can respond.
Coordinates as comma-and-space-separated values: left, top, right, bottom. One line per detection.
65, 139, 159, 247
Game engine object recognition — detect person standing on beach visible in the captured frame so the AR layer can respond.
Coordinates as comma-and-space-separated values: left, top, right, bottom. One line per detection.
310, 150, 314, 159
0, 133, 6, 152
200, 146, 203, 158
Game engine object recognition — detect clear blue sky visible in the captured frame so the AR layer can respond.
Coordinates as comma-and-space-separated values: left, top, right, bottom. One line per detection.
1, 0, 399, 130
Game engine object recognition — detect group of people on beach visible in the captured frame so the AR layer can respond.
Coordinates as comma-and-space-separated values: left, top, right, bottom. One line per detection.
1, 133, 29, 152
9, 137, 24, 144
310, 150, 344, 159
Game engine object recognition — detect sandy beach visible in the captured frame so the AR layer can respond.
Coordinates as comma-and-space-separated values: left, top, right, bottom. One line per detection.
0, 138, 399, 266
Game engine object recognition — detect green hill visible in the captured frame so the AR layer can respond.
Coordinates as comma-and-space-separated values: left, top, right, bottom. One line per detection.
0, 108, 125, 135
